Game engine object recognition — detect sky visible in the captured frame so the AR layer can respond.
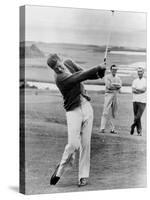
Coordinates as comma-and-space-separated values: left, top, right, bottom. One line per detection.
24, 5, 147, 48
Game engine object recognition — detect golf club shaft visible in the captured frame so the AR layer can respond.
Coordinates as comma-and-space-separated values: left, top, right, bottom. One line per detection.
104, 10, 115, 62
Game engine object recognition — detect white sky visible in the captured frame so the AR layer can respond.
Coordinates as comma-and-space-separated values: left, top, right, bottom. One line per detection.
25, 5, 146, 48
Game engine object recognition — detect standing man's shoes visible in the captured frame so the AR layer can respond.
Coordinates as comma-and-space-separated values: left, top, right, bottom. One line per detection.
78, 178, 88, 187
99, 129, 105, 133
137, 132, 142, 136
130, 126, 134, 135
50, 164, 60, 185
110, 130, 117, 134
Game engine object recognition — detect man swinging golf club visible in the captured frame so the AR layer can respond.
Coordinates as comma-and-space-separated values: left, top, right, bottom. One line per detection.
47, 54, 106, 187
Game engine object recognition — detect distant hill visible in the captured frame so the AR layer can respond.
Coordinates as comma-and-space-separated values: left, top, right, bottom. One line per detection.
24, 41, 146, 53
20, 42, 45, 58
20, 41, 146, 58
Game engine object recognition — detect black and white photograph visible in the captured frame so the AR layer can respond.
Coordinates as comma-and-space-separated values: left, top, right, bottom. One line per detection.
20, 5, 147, 195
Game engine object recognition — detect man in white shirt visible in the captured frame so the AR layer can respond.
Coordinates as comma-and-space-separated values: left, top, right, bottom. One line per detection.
130, 67, 146, 136
99, 64, 122, 134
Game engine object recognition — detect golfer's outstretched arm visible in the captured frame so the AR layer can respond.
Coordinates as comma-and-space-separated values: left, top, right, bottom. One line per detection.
64, 59, 83, 73
62, 65, 106, 87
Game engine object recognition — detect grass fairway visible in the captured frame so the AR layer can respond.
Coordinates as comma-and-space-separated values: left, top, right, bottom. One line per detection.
23, 89, 146, 194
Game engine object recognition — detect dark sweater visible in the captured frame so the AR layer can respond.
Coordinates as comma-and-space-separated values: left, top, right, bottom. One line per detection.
55, 60, 102, 111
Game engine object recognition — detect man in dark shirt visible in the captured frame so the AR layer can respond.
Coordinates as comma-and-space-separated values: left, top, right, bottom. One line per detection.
47, 54, 106, 187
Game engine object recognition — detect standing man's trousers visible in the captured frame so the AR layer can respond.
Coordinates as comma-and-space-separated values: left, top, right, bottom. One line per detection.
56, 100, 93, 180
100, 93, 118, 130
131, 101, 146, 133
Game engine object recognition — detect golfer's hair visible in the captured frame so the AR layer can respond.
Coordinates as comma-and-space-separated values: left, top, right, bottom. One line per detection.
47, 53, 61, 69
110, 64, 117, 70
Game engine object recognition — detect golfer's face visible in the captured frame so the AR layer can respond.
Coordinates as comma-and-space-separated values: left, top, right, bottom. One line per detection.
54, 60, 65, 73
111, 68, 117, 76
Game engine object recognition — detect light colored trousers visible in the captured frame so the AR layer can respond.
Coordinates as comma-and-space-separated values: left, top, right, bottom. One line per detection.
56, 100, 93, 180
100, 93, 118, 130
